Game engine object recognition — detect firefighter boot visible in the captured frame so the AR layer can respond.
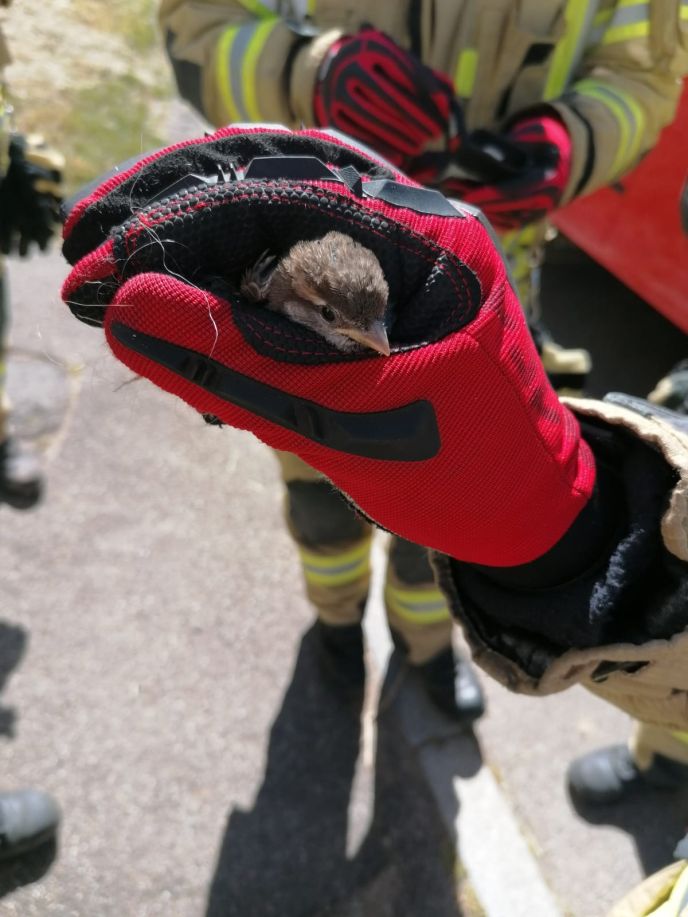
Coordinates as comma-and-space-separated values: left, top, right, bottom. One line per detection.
0, 437, 43, 509
415, 647, 486, 726
567, 744, 688, 806
0, 788, 60, 859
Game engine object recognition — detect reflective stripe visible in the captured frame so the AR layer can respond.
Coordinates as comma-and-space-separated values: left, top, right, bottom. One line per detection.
670, 730, 688, 744
587, 7, 614, 45
215, 19, 279, 123
241, 0, 313, 15
682, 0, 688, 18
597, 1, 650, 45
385, 584, 451, 625
236, 0, 274, 18
650, 864, 688, 916
454, 48, 478, 97
544, 0, 600, 100
299, 539, 371, 587
574, 78, 645, 175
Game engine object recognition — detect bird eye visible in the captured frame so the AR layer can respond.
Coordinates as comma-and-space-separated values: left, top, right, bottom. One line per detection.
321, 306, 336, 323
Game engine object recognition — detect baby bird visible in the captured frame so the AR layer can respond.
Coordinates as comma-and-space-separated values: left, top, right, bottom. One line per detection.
240, 231, 391, 355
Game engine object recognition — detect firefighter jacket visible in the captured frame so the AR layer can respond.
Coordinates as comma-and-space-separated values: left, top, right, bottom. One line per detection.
159, 0, 688, 205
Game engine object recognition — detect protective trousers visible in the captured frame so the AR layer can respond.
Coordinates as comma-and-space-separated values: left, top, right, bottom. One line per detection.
275, 451, 453, 666
631, 722, 688, 769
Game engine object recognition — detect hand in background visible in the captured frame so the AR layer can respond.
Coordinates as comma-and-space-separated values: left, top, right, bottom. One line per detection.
0, 133, 64, 256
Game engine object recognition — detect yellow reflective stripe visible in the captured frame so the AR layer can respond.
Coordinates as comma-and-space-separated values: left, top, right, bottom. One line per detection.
575, 78, 645, 175
588, 6, 613, 45
236, 0, 274, 18
216, 26, 242, 123
602, 20, 649, 42
650, 865, 688, 916
600, 1, 650, 45
385, 584, 451, 625
593, 7, 614, 27
241, 19, 277, 121
544, 0, 596, 100
215, 19, 279, 123
307, 0, 317, 13
299, 539, 371, 586
682, 2, 688, 20
670, 730, 688, 744
454, 48, 478, 97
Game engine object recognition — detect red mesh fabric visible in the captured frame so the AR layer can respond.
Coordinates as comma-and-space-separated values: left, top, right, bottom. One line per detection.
446, 114, 572, 231
98, 201, 593, 565
63, 126, 595, 566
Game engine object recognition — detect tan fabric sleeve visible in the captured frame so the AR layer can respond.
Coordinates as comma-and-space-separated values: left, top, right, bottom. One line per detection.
159, 0, 312, 127
289, 28, 342, 126
552, 0, 688, 202
607, 861, 688, 917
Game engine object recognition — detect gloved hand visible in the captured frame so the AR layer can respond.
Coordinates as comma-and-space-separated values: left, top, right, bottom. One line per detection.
313, 28, 464, 181
0, 133, 64, 256
446, 112, 572, 231
61, 125, 594, 567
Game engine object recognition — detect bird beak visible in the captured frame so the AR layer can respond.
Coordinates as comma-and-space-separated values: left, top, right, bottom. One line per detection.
340, 321, 391, 356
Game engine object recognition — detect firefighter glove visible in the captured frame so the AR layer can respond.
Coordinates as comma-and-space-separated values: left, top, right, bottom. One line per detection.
61, 125, 595, 567
447, 112, 572, 230
313, 28, 465, 181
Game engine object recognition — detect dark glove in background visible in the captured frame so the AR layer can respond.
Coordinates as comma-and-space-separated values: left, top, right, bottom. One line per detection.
0, 133, 64, 256
444, 113, 572, 231
314, 29, 465, 181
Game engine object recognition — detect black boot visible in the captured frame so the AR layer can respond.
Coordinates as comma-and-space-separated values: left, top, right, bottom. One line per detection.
415, 648, 486, 725
314, 620, 365, 700
0, 438, 43, 510
567, 744, 688, 806
0, 789, 60, 859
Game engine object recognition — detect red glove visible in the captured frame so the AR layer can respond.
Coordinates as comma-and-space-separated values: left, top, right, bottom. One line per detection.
314, 29, 464, 179
61, 125, 594, 567
446, 113, 572, 231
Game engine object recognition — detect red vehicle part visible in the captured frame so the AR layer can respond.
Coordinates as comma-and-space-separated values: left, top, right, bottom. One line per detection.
553, 85, 688, 333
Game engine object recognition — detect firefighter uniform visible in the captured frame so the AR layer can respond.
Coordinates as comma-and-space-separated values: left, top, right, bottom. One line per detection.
158, 0, 688, 726
276, 450, 453, 665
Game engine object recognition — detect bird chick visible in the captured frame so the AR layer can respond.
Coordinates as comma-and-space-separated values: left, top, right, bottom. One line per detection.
240, 231, 391, 355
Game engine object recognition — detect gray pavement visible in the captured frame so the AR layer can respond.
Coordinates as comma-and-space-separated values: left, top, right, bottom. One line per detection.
0, 119, 685, 915
1, 250, 466, 916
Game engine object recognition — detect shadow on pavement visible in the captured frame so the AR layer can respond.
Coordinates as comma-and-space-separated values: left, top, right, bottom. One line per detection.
0, 621, 28, 738
0, 620, 56, 894
571, 785, 688, 876
206, 625, 465, 917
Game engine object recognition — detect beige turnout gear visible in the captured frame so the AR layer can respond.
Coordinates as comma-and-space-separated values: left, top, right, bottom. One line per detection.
275, 451, 452, 666
608, 860, 688, 917
159, 0, 688, 204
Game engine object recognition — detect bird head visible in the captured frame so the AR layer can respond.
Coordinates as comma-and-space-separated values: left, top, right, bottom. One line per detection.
271, 232, 391, 355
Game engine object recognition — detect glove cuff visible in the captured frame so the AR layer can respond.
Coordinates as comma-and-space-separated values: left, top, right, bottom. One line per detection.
291, 29, 343, 126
